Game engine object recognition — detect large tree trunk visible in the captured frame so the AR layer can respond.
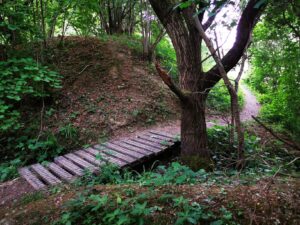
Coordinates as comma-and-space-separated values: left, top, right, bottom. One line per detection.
181, 95, 211, 170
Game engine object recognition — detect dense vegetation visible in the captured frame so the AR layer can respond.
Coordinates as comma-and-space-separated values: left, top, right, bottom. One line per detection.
0, 0, 299, 224
246, 2, 300, 139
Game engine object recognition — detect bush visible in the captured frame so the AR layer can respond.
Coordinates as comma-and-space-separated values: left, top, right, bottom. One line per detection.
0, 57, 62, 182
0, 58, 62, 132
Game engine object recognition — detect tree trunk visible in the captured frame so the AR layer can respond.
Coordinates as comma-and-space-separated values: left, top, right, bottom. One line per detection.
181, 95, 211, 170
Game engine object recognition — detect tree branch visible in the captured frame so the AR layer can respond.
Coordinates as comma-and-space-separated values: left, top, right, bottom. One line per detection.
154, 61, 187, 101
203, 0, 266, 91
202, 0, 223, 31
252, 116, 300, 151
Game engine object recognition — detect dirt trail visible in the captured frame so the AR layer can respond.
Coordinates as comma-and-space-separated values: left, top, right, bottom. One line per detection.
0, 85, 261, 206
240, 84, 260, 121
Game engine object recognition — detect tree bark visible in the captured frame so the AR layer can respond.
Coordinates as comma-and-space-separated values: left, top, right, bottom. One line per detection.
181, 94, 211, 169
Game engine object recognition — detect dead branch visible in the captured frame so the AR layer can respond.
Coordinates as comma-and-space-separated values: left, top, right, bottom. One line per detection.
78, 64, 92, 75
252, 116, 300, 151
154, 61, 187, 101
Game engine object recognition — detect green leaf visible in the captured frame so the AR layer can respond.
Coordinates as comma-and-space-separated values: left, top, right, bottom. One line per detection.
7, 24, 18, 31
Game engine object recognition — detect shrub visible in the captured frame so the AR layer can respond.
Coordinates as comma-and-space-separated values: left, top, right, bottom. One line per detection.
0, 58, 62, 132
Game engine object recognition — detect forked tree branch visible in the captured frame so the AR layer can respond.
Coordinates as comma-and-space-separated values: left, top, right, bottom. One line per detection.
203, 0, 266, 91
154, 61, 187, 101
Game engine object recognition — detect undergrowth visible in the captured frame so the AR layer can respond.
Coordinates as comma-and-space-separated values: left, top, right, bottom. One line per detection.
52, 126, 298, 225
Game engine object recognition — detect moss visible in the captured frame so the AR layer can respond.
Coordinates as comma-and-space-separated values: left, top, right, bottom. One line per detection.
181, 155, 214, 171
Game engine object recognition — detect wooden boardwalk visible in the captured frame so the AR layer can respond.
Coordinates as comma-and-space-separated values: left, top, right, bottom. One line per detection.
18, 130, 180, 190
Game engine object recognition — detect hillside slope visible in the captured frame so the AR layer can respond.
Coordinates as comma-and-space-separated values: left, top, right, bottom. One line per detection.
40, 36, 180, 147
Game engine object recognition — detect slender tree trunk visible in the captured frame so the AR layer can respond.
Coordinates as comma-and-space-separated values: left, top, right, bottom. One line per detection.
39, 0, 47, 48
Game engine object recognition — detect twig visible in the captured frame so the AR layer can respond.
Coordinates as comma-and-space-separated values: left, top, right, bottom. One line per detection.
37, 96, 45, 141
252, 116, 300, 151
78, 64, 92, 75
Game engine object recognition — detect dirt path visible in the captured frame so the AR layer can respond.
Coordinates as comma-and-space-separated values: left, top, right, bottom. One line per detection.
240, 84, 260, 121
0, 85, 260, 206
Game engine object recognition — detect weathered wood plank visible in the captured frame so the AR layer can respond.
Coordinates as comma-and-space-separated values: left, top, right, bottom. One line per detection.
94, 144, 136, 164
112, 141, 152, 156
137, 134, 172, 146
75, 150, 104, 166
18, 167, 46, 190
122, 139, 161, 153
54, 156, 83, 176
132, 138, 165, 150
101, 142, 143, 159
64, 153, 97, 172
143, 132, 174, 142
47, 163, 74, 181
85, 147, 126, 167
149, 130, 178, 140
31, 164, 61, 186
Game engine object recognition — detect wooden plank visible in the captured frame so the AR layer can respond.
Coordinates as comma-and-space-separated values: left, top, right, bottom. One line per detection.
94, 144, 136, 164
149, 130, 178, 140
101, 142, 143, 159
143, 132, 174, 143
122, 139, 161, 153
31, 164, 61, 186
112, 141, 152, 156
64, 153, 97, 172
19, 167, 46, 190
132, 138, 165, 150
86, 147, 126, 167
75, 150, 104, 166
54, 156, 83, 176
47, 163, 74, 181
137, 134, 172, 147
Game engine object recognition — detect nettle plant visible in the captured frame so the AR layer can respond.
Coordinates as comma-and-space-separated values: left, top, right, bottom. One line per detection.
0, 58, 62, 132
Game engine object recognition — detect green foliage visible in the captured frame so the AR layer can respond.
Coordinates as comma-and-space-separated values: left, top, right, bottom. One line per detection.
208, 126, 260, 169
20, 191, 45, 205
0, 58, 61, 132
56, 172, 239, 225
0, 57, 63, 182
207, 125, 298, 179
59, 124, 78, 139
207, 81, 245, 113
57, 191, 154, 225
136, 162, 208, 186
57, 171, 236, 225
156, 38, 178, 81
246, 1, 300, 138
0, 158, 22, 182
0, 1, 35, 45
